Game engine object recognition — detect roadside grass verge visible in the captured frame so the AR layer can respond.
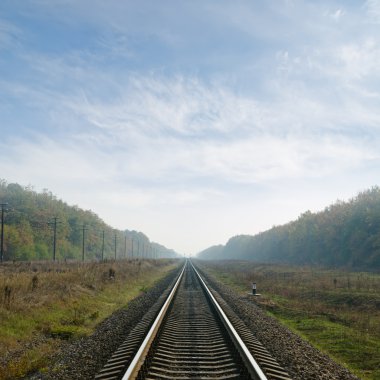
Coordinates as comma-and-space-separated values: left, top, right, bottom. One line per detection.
196, 260, 380, 380
0, 259, 180, 380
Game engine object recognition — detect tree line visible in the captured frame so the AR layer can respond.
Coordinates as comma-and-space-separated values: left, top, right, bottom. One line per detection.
198, 187, 380, 270
0, 180, 177, 262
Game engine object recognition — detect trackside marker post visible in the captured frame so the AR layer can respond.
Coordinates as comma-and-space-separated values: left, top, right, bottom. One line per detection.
250, 282, 261, 296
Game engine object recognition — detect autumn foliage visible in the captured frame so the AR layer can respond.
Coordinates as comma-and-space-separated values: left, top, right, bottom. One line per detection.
199, 187, 380, 270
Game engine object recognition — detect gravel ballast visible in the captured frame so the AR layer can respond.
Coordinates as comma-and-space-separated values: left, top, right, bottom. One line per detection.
28, 264, 182, 380
196, 263, 360, 380
29, 260, 359, 379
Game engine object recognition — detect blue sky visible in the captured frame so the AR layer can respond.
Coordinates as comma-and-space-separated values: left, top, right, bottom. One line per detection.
1, 1, 380, 254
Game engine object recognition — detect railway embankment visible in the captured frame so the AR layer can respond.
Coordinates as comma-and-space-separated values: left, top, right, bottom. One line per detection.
0, 259, 182, 380
197, 261, 380, 379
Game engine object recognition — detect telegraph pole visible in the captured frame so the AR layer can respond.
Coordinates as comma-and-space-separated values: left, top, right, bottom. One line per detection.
101, 230, 105, 261
0, 203, 8, 263
52, 217, 58, 261
82, 224, 87, 262
124, 234, 127, 259
131, 237, 134, 258
114, 232, 117, 260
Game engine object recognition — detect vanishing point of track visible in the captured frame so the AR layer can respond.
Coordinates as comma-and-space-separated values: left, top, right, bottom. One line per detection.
95, 260, 291, 379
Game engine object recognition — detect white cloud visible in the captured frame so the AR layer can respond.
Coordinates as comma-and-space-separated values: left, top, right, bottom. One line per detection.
2, 1, 380, 253
331, 8, 345, 21
2, 73, 378, 191
366, 0, 380, 23
0, 136, 109, 184
338, 39, 380, 80
0, 18, 21, 49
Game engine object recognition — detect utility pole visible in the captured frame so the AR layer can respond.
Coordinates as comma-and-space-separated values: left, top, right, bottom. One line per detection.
114, 232, 117, 260
131, 237, 134, 258
101, 230, 105, 261
124, 234, 127, 259
137, 239, 140, 258
0, 203, 8, 263
82, 224, 87, 262
52, 217, 58, 261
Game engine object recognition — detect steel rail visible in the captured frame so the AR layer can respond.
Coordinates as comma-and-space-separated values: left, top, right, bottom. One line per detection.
121, 262, 186, 380
190, 260, 268, 380
119, 259, 271, 379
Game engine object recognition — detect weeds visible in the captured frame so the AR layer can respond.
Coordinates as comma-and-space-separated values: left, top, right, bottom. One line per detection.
31, 275, 38, 291
3, 285, 12, 309
0, 258, 179, 379
197, 260, 380, 380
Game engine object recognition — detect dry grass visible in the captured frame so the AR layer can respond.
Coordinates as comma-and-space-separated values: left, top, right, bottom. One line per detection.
0, 259, 180, 379
0, 259, 170, 306
197, 260, 380, 380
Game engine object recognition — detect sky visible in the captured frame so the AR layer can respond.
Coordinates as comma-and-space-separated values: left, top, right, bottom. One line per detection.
0, 1, 380, 255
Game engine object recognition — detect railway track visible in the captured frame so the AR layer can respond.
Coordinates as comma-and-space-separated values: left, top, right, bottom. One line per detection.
95, 260, 291, 380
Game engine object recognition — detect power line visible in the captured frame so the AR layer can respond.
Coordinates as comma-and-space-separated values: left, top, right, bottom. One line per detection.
0, 202, 142, 263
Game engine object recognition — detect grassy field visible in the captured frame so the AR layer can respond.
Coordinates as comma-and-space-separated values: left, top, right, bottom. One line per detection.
197, 260, 380, 380
0, 259, 180, 380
